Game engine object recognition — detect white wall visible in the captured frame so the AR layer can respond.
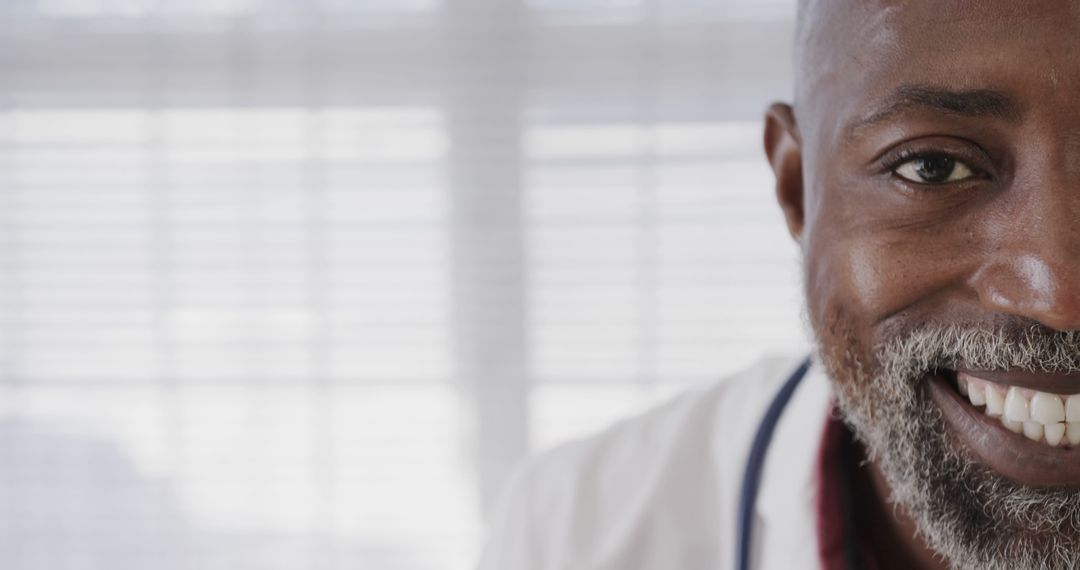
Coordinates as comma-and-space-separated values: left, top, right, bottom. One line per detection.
0, 1, 806, 568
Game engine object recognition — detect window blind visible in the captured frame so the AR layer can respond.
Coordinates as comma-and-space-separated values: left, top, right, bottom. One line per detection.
0, 1, 802, 568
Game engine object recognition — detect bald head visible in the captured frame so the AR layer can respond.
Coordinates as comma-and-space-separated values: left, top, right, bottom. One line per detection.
790, 1, 1080, 124
791, 0, 901, 123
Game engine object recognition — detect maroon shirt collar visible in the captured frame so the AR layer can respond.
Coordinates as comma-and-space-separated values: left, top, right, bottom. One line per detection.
814, 405, 879, 570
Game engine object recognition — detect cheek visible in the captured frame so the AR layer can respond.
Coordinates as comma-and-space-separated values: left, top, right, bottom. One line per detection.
804, 238, 874, 378
839, 240, 932, 315
804, 230, 972, 353
805, 237, 890, 333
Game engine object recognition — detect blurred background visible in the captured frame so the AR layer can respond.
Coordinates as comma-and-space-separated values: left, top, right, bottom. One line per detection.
0, 1, 807, 568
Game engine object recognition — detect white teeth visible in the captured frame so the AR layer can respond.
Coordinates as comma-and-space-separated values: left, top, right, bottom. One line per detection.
1045, 423, 1066, 446
961, 377, 1080, 447
1030, 392, 1066, 424
1023, 421, 1045, 441
985, 387, 1005, 417
1003, 387, 1030, 422
1023, 421, 1041, 442
1067, 395, 1080, 422
1002, 418, 1024, 433
968, 385, 986, 406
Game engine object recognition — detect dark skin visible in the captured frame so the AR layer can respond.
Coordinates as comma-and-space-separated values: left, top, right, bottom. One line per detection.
765, 1, 1080, 567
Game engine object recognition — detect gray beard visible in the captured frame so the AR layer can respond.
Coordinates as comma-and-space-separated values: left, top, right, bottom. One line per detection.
819, 323, 1080, 569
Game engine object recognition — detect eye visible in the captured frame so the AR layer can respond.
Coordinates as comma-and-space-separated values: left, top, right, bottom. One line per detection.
893, 155, 976, 184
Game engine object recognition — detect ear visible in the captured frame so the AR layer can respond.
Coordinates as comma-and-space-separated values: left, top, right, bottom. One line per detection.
763, 103, 805, 242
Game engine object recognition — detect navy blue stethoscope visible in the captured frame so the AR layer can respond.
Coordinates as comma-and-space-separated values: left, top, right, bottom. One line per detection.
735, 357, 866, 570
730, 356, 864, 570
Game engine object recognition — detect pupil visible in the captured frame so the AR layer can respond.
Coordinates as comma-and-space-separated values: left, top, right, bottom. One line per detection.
914, 156, 955, 182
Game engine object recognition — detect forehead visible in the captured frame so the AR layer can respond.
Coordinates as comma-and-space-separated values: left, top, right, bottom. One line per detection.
801, 0, 1080, 142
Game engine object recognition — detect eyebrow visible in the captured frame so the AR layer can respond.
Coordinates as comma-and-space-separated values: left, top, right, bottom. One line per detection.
845, 85, 1022, 137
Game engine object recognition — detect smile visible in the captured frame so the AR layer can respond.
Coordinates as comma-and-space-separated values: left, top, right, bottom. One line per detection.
957, 372, 1080, 447
929, 367, 1080, 487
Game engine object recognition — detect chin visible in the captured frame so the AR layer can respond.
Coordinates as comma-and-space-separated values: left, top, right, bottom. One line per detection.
817, 319, 1080, 570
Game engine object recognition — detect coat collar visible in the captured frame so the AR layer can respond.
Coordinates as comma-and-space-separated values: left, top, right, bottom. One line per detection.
754, 359, 832, 570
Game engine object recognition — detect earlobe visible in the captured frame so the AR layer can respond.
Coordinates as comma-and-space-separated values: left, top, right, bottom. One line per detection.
763, 103, 805, 242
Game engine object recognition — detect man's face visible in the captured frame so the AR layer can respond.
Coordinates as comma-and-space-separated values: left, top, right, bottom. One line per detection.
772, 1, 1080, 567
801, 1, 1080, 363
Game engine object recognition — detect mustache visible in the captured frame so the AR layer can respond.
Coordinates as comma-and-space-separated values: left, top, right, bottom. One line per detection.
877, 321, 1080, 378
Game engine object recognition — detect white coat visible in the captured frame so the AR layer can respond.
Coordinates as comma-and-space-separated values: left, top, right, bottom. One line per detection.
478, 355, 832, 570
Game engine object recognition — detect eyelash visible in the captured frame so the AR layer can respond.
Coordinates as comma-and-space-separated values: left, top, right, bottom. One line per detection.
879, 147, 986, 184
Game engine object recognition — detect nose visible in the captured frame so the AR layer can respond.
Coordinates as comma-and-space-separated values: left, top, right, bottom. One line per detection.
965, 132, 1080, 331
971, 254, 1080, 331
968, 156, 1080, 330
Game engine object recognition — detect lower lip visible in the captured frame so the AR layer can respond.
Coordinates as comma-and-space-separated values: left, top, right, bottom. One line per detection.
928, 372, 1080, 488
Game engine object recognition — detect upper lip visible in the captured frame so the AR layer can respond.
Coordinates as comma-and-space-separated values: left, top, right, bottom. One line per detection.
953, 368, 1080, 395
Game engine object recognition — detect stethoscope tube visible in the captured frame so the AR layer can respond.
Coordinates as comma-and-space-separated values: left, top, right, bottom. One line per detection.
735, 357, 812, 570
